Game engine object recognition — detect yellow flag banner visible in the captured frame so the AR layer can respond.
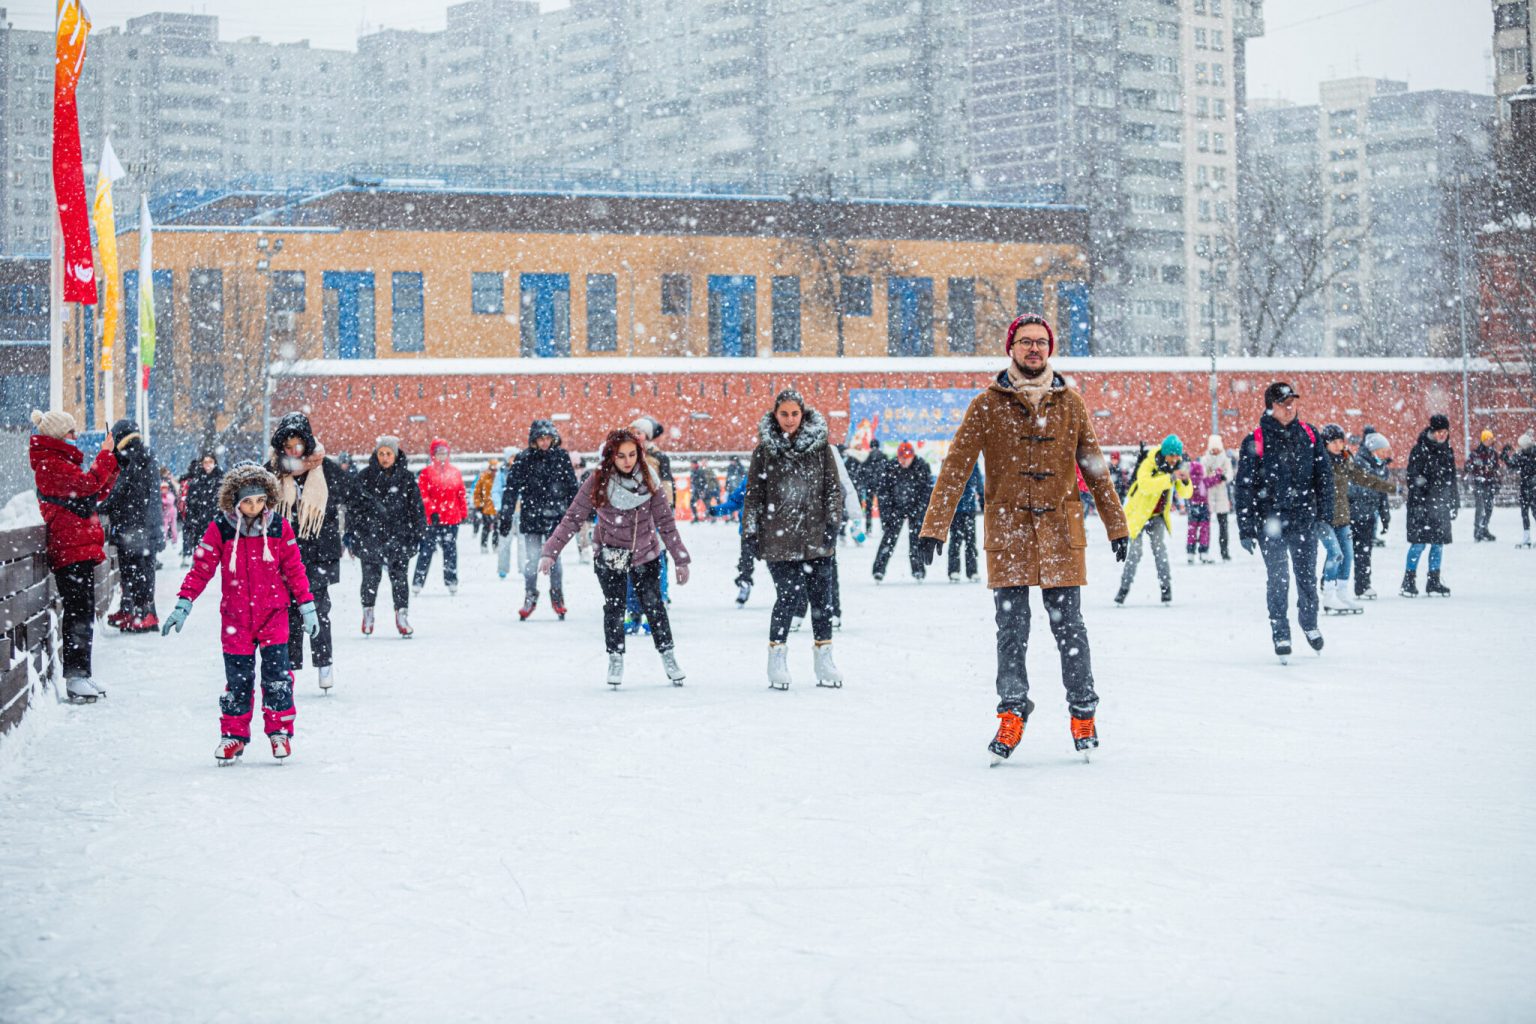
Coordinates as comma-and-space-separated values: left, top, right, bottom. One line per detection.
92, 136, 124, 372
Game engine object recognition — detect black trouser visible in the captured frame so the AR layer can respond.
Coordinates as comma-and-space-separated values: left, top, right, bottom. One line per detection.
360, 557, 410, 609
55, 560, 96, 680
1216, 512, 1231, 559
1521, 493, 1535, 532
735, 533, 757, 586
790, 553, 843, 619
1258, 521, 1318, 645
596, 557, 672, 654
287, 582, 332, 670
948, 514, 978, 578
1472, 481, 1496, 537
993, 585, 1096, 718
768, 557, 835, 643
117, 550, 157, 616
414, 523, 460, 587
1350, 516, 1376, 595
872, 509, 924, 577
220, 646, 295, 739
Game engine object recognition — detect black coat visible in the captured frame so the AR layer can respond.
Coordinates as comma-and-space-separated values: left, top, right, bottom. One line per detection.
1406, 430, 1459, 545
354, 454, 426, 563
743, 408, 843, 562
876, 458, 934, 519
1347, 450, 1392, 524
1234, 414, 1334, 540
267, 412, 371, 586
498, 445, 579, 536
1505, 446, 1536, 502
100, 433, 162, 557
183, 466, 224, 537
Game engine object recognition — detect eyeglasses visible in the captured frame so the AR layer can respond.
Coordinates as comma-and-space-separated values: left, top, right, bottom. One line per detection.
1014, 337, 1051, 350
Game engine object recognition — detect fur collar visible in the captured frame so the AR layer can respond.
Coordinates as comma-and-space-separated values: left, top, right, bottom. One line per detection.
757, 406, 830, 456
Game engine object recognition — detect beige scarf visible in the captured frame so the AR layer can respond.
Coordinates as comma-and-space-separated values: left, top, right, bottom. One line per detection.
1007, 359, 1055, 413
274, 442, 329, 540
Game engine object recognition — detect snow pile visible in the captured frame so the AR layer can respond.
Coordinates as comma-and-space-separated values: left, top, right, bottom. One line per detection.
0, 491, 42, 531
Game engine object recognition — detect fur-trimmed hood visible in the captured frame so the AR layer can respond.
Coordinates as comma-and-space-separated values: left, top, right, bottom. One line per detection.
756, 406, 830, 457
217, 463, 280, 518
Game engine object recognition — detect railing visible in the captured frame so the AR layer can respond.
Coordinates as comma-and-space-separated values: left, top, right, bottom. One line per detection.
0, 525, 118, 735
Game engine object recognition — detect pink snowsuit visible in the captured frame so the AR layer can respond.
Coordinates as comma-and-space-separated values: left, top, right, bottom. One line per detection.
160, 484, 179, 546
1185, 460, 1212, 551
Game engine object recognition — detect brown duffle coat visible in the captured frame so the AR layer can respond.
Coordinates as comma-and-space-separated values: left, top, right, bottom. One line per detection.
920, 369, 1129, 590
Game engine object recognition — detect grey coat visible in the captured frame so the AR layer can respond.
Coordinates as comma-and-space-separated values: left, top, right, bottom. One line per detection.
541, 470, 689, 568
742, 407, 843, 563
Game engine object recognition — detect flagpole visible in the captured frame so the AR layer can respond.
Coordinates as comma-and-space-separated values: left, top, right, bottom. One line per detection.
49, 181, 65, 412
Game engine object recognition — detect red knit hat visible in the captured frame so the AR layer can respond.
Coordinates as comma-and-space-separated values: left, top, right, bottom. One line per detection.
1005, 314, 1055, 357
897, 441, 916, 460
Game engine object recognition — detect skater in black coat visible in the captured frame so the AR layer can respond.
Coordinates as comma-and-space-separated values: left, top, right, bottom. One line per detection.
871, 441, 933, 580
499, 419, 580, 618
181, 453, 223, 562
1504, 432, 1536, 546
100, 419, 163, 632
354, 436, 427, 637
1401, 414, 1459, 597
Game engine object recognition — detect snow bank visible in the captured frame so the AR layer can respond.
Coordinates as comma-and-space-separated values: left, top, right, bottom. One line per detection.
0, 491, 42, 531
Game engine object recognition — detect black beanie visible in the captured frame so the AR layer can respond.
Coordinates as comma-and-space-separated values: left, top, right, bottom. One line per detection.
1429, 414, 1451, 432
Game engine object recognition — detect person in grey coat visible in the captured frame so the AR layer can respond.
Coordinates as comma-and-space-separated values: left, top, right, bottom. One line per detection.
742, 389, 845, 690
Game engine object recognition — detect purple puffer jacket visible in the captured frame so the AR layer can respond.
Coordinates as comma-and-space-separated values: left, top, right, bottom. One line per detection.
541, 470, 690, 568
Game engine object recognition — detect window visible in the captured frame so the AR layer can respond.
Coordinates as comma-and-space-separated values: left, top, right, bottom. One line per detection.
1499, 46, 1530, 76
840, 275, 872, 316
471, 271, 504, 315
946, 278, 975, 353
887, 278, 934, 356
586, 274, 618, 352
1016, 278, 1044, 314
661, 273, 691, 315
708, 276, 757, 357
520, 274, 570, 357
771, 276, 801, 353
270, 270, 306, 312
321, 272, 375, 359
391, 272, 424, 353
1496, 2, 1528, 31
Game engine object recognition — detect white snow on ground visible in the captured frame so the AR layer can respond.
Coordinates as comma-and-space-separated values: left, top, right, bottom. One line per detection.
1, 509, 1533, 1022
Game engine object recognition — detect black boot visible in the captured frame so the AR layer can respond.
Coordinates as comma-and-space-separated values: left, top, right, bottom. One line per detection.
1399, 571, 1418, 597
1425, 571, 1451, 597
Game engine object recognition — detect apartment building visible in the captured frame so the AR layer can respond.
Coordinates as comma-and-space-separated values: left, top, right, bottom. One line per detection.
1493, 0, 1534, 133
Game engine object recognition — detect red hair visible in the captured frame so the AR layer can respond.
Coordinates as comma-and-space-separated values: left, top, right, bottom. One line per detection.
590, 428, 658, 508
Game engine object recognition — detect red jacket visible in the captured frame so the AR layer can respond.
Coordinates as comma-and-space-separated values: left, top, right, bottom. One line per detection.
418, 461, 468, 526
179, 512, 313, 654
29, 434, 120, 570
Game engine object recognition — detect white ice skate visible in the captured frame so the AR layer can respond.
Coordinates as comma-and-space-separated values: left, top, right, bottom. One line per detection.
215, 736, 246, 764
447, 583, 458, 596
396, 609, 413, 637
317, 665, 335, 692
813, 642, 843, 689
607, 652, 624, 688
270, 733, 291, 760
660, 649, 686, 686
767, 643, 792, 690
1320, 580, 1343, 614
361, 607, 375, 635
1358, 586, 1378, 600
65, 676, 102, 703
1334, 586, 1364, 614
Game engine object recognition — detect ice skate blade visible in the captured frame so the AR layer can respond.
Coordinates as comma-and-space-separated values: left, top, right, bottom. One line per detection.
65, 695, 97, 705
815, 680, 843, 689
216, 757, 241, 766
1277, 656, 1289, 666
1082, 751, 1092, 764
768, 681, 789, 691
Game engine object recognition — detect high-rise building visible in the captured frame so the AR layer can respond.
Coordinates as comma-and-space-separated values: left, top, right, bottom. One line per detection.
1492, 0, 1535, 134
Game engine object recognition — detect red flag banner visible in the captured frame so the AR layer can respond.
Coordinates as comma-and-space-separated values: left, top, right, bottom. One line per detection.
53, 0, 95, 304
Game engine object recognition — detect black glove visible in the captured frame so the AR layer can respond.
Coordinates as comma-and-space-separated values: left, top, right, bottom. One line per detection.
917, 536, 943, 565
1110, 536, 1128, 562
1240, 536, 1256, 555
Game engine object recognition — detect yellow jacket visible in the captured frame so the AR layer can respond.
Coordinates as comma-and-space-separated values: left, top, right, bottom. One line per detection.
472, 469, 498, 516
1123, 450, 1192, 538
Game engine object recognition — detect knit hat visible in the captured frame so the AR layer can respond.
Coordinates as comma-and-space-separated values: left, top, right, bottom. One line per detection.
1159, 434, 1184, 458
235, 478, 270, 505
1207, 434, 1224, 452
1264, 382, 1300, 408
1519, 432, 1534, 451
630, 415, 665, 441
1480, 429, 1494, 444
897, 441, 916, 460
1004, 314, 1055, 357
1429, 414, 1451, 432
30, 409, 76, 439
1321, 424, 1346, 443
1364, 433, 1391, 453
375, 435, 401, 457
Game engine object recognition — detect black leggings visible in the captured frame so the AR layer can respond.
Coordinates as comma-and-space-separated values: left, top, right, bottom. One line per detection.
117, 550, 157, 616
360, 557, 410, 609
596, 557, 672, 654
55, 560, 96, 679
287, 582, 332, 670
768, 557, 835, 643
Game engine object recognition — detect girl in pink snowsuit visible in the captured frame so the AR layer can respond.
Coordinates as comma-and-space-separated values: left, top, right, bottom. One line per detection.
1185, 459, 1213, 563
162, 465, 319, 763
159, 479, 179, 548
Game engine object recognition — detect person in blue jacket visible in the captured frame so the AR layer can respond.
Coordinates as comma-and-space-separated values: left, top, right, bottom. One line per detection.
710, 476, 756, 605
948, 465, 984, 581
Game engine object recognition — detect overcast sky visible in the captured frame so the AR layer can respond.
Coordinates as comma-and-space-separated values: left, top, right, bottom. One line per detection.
8, 0, 1491, 105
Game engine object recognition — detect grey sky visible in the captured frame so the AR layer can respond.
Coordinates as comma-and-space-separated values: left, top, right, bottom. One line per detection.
8, 0, 1492, 105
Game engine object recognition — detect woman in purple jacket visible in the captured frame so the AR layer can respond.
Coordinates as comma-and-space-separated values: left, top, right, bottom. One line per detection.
540, 428, 691, 688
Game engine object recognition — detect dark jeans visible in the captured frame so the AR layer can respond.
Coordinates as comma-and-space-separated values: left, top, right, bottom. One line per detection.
597, 557, 672, 654
768, 557, 835, 643
872, 510, 924, 577
948, 513, 978, 578
734, 533, 757, 586
993, 585, 1096, 717
287, 582, 332, 670
118, 550, 157, 616
1258, 521, 1318, 644
477, 515, 497, 549
361, 557, 410, 609
1216, 512, 1231, 559
220, 646, 295, 739
790, 553, 843, 620
1472, 481, 1495, 537
414, 523, 460, 587
1350, 516, 1376, 594
55, 560, 96, 679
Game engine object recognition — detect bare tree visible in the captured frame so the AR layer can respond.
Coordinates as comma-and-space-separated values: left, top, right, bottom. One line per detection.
193, 270, 274, 458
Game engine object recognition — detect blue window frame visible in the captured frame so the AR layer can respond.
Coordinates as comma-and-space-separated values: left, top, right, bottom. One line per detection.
888, 277, 934, 356
771, 276, 801, 353
321, 271, 376, 359
708, 275, 757, 357
392, 272, 425, 353
1057, 280, 1093, 356
586, 273, 618, 352
946, 277, 975, 353
520, 273, 570, 357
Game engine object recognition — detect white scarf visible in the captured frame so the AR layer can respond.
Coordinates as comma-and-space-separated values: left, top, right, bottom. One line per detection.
606, 471, 651, 511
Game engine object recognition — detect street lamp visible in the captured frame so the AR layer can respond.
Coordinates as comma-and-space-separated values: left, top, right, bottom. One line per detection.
1195, 179, 1228, 437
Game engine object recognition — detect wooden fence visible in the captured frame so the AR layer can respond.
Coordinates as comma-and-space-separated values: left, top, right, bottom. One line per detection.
0, 524, 118, 734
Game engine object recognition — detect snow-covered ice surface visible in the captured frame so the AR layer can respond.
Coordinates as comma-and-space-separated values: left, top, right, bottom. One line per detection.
2, 510, 1533, 1023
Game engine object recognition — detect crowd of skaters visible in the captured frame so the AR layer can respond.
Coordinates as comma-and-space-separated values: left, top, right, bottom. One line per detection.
23, 306, 1536, 763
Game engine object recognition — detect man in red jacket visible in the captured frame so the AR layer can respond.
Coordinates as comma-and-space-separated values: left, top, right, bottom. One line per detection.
29, 409, 120, 703
414, 438, 468, 595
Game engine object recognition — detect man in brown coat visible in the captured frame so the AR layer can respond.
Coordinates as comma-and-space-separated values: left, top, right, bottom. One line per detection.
918, 314, 1129, 763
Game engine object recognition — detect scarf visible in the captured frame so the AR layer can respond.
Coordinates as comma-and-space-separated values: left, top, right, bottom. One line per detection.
606, 470, 651, 511
1007, 359, 1054, 412
275, 442, 329, 540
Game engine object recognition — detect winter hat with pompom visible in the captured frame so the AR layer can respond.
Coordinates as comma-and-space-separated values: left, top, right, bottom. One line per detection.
30, 409, 75, 439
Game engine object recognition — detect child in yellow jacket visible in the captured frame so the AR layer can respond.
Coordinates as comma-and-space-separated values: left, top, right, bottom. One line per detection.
1115, 435, 1193, 605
